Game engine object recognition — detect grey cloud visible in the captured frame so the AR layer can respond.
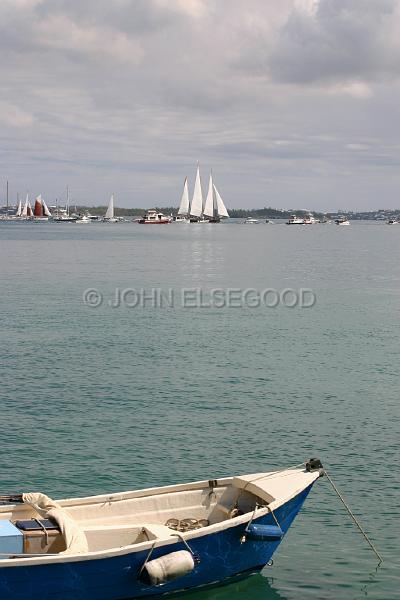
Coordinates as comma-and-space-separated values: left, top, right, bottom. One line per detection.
269, 0, 400, 84
1, 0, 400, 211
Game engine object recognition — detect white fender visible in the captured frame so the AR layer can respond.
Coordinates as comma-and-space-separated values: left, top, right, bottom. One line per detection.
144, 550, 195, 585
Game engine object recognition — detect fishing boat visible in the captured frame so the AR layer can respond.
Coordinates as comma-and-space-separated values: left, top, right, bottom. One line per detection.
33, 195, 52, 221
0, 459, 323, 600
103, 195, 118, 223
387, 218, 398, 225
138, 210, 171, 224
286, 215, 305, 225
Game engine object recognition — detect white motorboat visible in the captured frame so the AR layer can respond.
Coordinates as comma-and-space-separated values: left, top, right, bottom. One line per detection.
75, 214, 92, 224
303, 213, 319, 224
287, 215, 305, 225
335, 216, 350, 225
244, 217, 260, 224
138, 210, 172, 224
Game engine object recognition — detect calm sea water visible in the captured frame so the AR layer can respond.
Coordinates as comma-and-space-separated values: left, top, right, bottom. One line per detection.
0, 220, 399, 599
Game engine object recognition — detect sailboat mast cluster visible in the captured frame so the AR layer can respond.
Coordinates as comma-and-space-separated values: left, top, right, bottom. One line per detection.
177, 166, 229, 223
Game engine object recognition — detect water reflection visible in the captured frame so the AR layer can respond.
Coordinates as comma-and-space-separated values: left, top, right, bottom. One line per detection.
169, 573, 286, 600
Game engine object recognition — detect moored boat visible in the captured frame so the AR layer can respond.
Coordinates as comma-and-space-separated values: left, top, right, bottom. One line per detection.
178, 166, 229, 223
103, 195, 118, 222
33, 195, 52, 221
286, 215, 305, 225
243, 217, 260, 224
75, 214, 92, 224
303, 212, 319, 224
0, 459, 323, 600
138, 209, 171, 224
335, 216, 350, 225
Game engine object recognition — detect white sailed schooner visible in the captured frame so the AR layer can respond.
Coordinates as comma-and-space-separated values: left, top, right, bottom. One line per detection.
177, 166, 229, 223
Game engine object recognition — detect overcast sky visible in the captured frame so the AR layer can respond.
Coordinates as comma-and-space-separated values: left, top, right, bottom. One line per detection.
1, 0, 400, 211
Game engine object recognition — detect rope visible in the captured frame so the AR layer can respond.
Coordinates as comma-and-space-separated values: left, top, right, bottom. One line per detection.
324, 470, 383, 564
138, 541, 157, 576
267, 505, 281, 529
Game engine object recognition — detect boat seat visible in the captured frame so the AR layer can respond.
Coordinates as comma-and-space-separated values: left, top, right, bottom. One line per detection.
141, 524, 176, 540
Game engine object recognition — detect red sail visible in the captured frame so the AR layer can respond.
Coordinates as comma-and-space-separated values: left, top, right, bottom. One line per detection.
33, 198, 43, 217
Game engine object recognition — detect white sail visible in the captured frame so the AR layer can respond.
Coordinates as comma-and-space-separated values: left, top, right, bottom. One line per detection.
203, 173, 215, 218
21, 197, 28, 217
21, 194, 30, 218
190, 167, 203, 217
15, 198, 22, 217
178, 178, 190, 216
214, 184, 229, 218
42, 197, 52, 217
105, 195, 114, 219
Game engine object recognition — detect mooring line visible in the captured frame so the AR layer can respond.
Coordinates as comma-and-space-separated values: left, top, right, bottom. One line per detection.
324, 469, 383, 564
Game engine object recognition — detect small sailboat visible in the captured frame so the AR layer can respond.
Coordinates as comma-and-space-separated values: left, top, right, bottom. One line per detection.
0, 459, 323, 600
20, 194, 33, 220
103, 195, 118, 222
33, 195, 51, 221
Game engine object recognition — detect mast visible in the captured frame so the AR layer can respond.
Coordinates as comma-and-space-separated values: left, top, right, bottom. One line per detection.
6, 180, 9, 219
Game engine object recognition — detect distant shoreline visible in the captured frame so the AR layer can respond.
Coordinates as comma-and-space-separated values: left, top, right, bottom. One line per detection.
0, 205, 399, 220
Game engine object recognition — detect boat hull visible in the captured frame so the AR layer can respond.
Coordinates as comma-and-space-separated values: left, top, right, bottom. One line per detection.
0, 484, 313, 600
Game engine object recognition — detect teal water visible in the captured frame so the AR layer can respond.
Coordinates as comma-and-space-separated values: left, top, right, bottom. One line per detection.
0, 221, 399, 599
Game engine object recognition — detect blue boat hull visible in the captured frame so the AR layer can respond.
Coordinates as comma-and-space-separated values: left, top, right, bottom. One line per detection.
0, 484, 313, 599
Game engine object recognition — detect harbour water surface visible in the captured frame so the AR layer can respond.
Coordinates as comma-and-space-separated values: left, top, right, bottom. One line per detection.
0, 221, 399, 599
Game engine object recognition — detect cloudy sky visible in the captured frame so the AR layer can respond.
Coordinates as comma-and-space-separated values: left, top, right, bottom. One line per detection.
1, 0, 400, 211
